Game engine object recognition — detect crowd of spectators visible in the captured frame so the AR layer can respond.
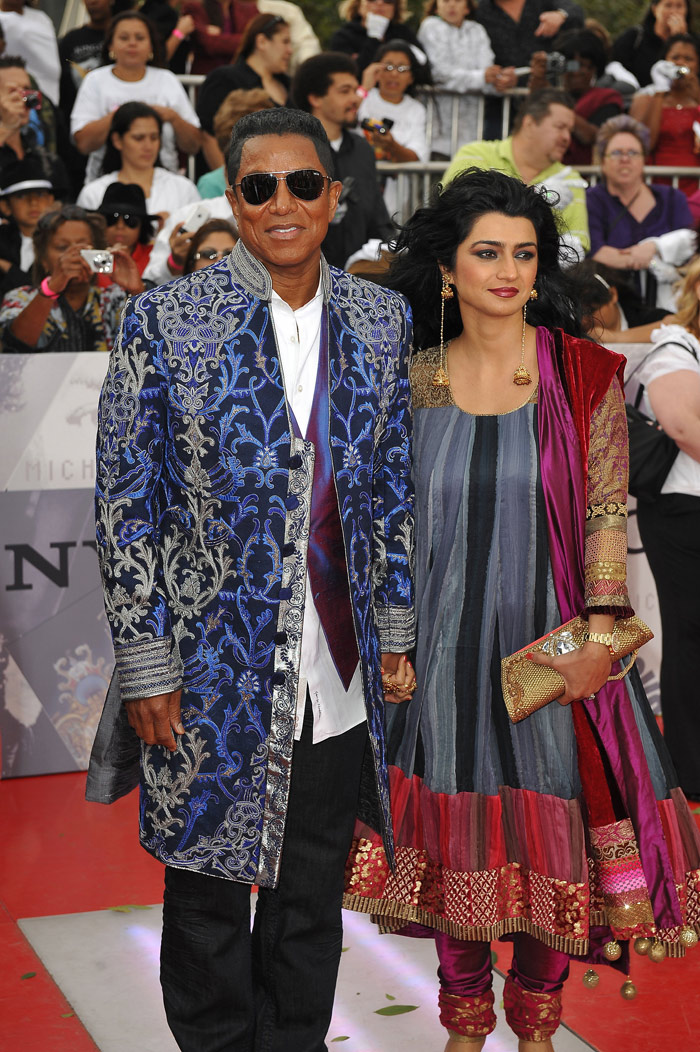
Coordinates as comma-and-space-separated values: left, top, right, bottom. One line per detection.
1, 0, 700, 354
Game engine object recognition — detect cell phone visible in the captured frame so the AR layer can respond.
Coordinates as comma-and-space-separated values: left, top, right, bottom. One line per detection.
179, 203, 210, 233
22, 89, 42, 110
80, 249, 114, 274
361, 117, 394, 136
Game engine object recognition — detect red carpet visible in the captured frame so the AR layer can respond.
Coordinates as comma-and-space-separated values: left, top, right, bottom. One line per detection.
2, 772, 699, 1051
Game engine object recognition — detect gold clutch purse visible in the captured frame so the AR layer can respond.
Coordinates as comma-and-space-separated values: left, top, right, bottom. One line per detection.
501, 615, 654, 724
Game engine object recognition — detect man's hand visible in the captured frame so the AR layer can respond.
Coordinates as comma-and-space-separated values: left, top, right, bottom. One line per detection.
0, 84, 29, 137
125, 689, 184, 751
381, 652, 416, 705
535, 10, 567, 38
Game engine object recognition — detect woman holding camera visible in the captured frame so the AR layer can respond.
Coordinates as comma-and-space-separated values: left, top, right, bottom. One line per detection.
630, 33, 700, 196
0, 204, 143, 353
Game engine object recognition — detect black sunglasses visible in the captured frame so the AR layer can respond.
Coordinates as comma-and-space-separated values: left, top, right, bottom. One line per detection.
103, 211, 141, 228
235, 169, 330, 206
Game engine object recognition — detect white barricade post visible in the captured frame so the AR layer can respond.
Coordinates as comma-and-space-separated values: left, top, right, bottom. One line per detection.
0, 353, 113, 778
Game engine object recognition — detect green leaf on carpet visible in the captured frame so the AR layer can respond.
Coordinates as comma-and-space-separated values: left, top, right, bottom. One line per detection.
491, 951, 498, 965
375, 1004, 418, 1015
61, 1012, 75, 1018
385, 993, 396, 1000
20, 972, 36, 980
331, 1037, 350, 1042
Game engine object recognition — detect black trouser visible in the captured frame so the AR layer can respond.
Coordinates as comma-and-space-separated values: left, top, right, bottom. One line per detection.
160, 705, 368, 1052
637, 493, 700, 796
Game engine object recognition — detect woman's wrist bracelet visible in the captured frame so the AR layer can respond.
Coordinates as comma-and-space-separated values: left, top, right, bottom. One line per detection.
39, 276, 60, 300
356, 86, 368, 99
167, 252, 183, 272
172, 27, 184, 40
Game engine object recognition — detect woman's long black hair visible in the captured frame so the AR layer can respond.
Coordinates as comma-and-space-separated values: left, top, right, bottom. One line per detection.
101, 101, 163, 175
389, 168, 583, 351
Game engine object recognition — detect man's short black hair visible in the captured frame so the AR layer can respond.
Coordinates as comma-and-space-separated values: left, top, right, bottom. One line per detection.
512, 88, 575, 133
291, 52, 359, 112
227, 108, 335, 185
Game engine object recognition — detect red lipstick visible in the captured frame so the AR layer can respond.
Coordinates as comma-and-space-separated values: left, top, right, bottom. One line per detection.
489, 287, 519, 297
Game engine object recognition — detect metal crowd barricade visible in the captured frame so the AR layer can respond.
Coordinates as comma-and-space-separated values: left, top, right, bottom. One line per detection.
176, 76, 527, 181
375, 164, 700, 225
416, 86, 528, 157
173, 75, 700, 226
180, 74, 206, 180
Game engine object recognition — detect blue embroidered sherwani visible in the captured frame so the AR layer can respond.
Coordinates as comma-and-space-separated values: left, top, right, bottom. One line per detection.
88, 241, 415, 887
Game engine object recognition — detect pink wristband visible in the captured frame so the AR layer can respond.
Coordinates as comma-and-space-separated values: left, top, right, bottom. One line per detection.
39, 276, 60, 299
172, 27, 184, 40
356, 86, 368, 99
167, 252, 183, 272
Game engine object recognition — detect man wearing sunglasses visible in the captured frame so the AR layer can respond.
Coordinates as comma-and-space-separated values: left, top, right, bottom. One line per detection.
89, 107, 415, 1051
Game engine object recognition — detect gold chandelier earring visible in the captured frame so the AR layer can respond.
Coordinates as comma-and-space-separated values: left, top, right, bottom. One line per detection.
432, 273, 453, 388
513, 287, 537, 386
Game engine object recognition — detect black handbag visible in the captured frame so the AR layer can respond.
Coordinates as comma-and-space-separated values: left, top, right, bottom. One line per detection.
626, 393, 679, 503
625, 339, 696, 503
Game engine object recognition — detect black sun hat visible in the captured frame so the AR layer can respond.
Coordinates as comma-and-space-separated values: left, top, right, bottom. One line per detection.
96, 181, 159, 222
0, 154, 53, 196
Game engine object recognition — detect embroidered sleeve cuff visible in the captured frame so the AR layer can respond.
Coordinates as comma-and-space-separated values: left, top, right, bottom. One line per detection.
375, 604, 415, 652
585, 502, 628, 535
114, 637, 182, 701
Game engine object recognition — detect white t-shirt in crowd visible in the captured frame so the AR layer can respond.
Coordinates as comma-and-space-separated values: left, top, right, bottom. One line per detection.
77, 167, 201, 216
0, 9, 60, 105
71, 65, 200, 184
636, 324, 700, 497
357, 88, 428, 220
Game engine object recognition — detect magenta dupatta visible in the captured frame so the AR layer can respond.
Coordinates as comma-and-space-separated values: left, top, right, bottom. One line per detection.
535, 327, 682, 929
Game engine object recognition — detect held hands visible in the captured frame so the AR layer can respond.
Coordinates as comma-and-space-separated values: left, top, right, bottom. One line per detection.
526, 642, 612, 706
125, 688, 184, 751
381, 653, 416, 705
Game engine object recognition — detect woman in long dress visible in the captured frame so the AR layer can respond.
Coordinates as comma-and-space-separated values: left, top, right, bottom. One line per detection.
344, 168, 700, 1050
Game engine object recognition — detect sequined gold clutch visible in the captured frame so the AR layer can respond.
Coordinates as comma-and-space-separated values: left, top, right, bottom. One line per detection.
501, 615, 653, 723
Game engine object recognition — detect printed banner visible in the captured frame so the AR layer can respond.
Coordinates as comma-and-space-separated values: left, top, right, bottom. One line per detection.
0, 353, 112, 778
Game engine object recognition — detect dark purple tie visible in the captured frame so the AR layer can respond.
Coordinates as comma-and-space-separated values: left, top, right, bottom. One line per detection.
287, 311, 359, 689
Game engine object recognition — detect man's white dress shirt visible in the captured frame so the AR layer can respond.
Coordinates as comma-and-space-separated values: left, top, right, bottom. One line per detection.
270, 283, 366, 743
